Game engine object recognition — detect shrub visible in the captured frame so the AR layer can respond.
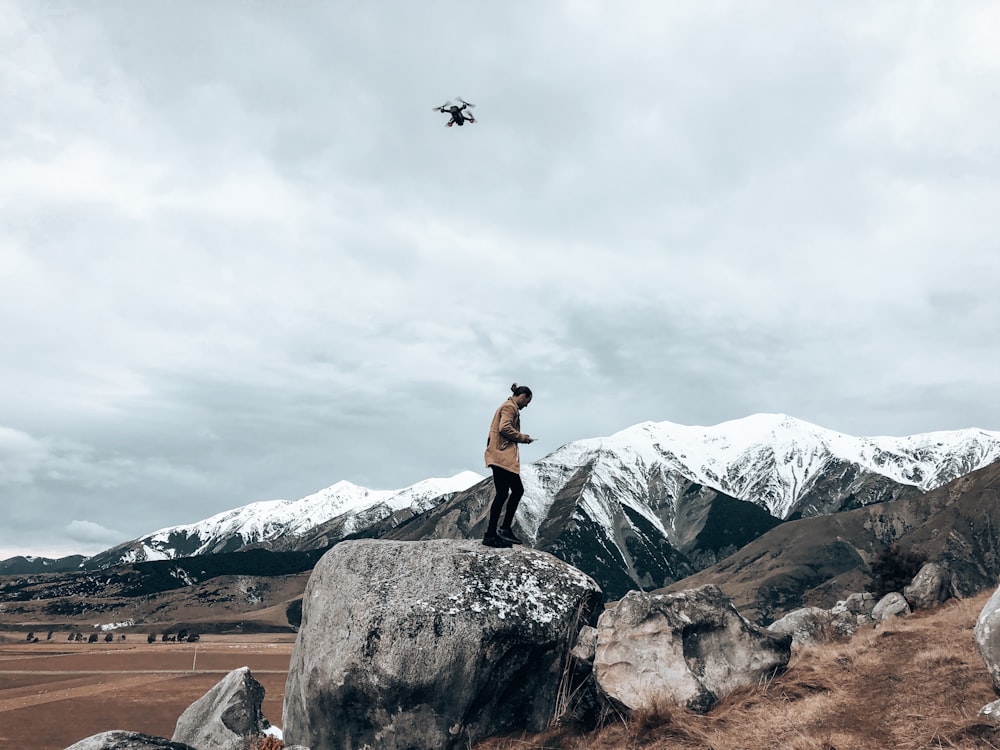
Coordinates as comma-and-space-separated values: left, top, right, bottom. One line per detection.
867, 544, 925, 599
286, 598, 303, 628
246, 735, 284, 750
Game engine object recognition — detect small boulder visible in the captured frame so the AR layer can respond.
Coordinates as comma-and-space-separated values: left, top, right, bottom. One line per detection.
980, 699, 1000, 725
64, 732, 195, 750
172, 667, 269, 750
837, 592, 876, 618
570, 625, 598, 662
594, 585, 791, 714
282, 539, 602, 750
903, 562, 951, 609
872, 592, 911, 621
829, 592, 877, 639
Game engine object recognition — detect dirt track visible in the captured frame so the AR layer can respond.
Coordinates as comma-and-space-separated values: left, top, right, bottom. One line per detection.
0, 633, 294, 749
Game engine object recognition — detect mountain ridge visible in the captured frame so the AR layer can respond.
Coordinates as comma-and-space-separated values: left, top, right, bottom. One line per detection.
4, 414, 999, 594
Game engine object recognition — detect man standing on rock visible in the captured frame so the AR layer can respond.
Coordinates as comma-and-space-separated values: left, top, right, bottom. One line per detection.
483, 383, 535, 548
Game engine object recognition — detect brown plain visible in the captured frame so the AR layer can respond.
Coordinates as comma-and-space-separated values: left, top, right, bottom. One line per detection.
0, 633, 294, 750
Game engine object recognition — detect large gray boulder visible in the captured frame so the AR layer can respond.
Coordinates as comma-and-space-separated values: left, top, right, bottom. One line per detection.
282, 539, 603, 750
903, 562, 952, 609
172, 666, 269, 750
975, 584, 1000, 691
64, 732, 195, 750
594, 585, 791, 713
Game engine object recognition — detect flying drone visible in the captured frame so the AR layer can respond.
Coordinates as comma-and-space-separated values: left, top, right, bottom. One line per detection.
434, 97, 476, 127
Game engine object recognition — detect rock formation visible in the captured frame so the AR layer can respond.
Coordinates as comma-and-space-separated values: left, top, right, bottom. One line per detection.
171, 667, 270, 750
903, 562, 952, 609
282, 539, 603, 750
594, 585, 791, 713
64, 732, 196, 750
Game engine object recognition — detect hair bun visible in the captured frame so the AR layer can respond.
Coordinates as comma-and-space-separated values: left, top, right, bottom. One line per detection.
510, 382, 518, 392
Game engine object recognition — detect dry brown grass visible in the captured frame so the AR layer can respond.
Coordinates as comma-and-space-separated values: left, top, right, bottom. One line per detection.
245, 736, 285, 750
475, 591, 1000, 750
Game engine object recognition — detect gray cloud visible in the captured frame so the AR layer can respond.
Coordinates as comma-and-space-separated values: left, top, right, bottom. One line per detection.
2, 1, 998, 557
66, 520, 124, 547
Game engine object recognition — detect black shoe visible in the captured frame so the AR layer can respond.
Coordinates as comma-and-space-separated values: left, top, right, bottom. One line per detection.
482, 532, 512, 548
497, 527, 523, 545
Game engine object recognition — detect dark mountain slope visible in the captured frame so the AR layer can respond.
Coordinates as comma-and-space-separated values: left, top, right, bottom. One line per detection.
659, 460, 1000, 623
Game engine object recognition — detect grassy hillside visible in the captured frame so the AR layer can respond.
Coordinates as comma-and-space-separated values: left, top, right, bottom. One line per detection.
476, 590, 1000, 750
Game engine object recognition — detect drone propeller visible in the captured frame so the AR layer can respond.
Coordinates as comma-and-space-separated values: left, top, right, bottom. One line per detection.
433, 100, 452, 111
457, 97, 475, 108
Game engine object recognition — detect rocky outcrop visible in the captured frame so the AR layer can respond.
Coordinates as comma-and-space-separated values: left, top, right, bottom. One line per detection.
903, 562, 952, 609
769, 592, 883, 647
171, 667, 269, 750
282, 539, 603, 750
64, 732, 195, 750
594, 585, 791, 713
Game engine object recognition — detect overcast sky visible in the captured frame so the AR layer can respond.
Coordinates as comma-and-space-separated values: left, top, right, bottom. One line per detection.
2, 1, 998, 559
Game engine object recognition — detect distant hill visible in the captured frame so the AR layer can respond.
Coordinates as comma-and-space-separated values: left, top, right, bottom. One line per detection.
0, 546, 326, 633
0, 555, 87, 575
658, 459, 1000, 623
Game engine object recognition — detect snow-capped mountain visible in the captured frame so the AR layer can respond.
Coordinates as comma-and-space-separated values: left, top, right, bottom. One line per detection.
83, 472, 483, 570
384, 414, 1000, 598
70, 414, 1000, 596
520, 413, 1000, 525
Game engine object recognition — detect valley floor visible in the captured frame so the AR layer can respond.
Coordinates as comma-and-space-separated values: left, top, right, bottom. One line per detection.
0, 634, 294, 749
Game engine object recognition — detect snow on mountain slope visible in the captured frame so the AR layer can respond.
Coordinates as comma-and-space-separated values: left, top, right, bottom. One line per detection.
514, 414, 1000, 531
79, 414, 1000, 577
97, 471, 484, 566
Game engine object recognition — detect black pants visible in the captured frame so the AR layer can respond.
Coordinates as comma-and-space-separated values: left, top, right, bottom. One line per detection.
487, 466, 524, 534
